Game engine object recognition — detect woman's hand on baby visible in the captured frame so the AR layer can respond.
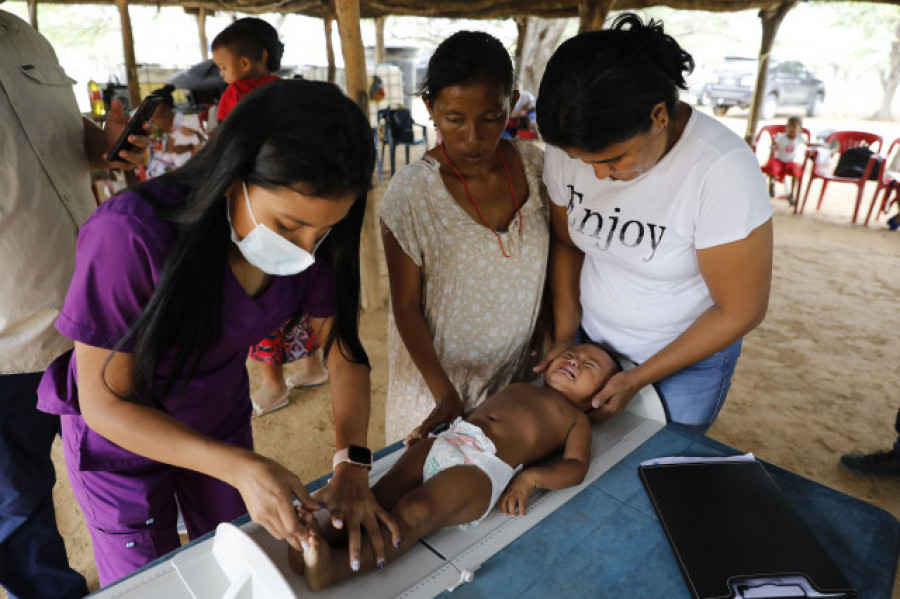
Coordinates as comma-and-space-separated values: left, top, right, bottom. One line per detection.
405, 392, 465, 446
230, 451, 319, 553
587, 370, 640, 421
315, 463, 401, 571
499, 472, 536, 516
532, 338, 574, 374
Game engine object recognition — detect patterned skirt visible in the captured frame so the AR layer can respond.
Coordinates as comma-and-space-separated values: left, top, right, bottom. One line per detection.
248, 313, 319, 365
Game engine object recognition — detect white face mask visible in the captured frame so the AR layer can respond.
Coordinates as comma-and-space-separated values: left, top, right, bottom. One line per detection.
226, 182, 327, 276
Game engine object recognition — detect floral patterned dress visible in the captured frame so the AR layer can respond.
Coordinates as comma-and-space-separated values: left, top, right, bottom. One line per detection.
380, 139, 549, 443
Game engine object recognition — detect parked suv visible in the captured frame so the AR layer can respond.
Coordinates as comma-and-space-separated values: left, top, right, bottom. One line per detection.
699, 57, 825, 119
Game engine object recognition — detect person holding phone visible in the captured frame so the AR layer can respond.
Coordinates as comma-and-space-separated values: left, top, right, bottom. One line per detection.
0, 6, 150, 598
37, 80, 399, 587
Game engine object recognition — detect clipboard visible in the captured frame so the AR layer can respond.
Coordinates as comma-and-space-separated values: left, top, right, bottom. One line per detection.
639, 459, 856, 599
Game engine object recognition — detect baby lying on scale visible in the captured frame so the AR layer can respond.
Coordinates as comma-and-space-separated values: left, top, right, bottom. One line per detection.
291, 342, 621, 591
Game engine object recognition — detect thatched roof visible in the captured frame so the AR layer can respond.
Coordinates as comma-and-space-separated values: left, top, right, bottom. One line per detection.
26, 0, 814, 19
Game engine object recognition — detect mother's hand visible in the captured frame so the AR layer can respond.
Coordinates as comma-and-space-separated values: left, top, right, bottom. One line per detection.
586, 369, 641, 422
405, 392, 464, 447
315, 464, 401, 570
231, 452, 320, 552
532, 337, 575, 375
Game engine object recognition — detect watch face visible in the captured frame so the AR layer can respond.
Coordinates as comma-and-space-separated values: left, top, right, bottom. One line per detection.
348, 445, 372, 464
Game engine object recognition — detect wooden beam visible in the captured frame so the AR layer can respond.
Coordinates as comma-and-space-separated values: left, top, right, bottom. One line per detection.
115, 0, 141, 110
323, 13, 336, 84
744, 0, 795, 143
197, 7, 209, 60
27, 0, 38, 30
334, 0, 383, 311
374, 15, 385, 64
578, 0, 613, 33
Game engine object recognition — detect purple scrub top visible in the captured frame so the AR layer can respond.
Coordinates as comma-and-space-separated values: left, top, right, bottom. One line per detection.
37, 184, 335, 471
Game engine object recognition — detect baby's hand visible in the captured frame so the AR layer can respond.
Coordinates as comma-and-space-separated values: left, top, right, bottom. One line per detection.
499, 473, 536, 516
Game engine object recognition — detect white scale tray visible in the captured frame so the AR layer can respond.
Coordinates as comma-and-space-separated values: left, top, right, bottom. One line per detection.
93, 377, 665, 598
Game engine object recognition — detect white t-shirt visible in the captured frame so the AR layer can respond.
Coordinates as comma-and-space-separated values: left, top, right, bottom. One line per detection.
543, 108, 772, 363
772, 131, 806, 164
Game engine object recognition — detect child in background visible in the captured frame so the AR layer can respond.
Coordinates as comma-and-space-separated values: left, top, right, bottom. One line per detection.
146, 90, 203, 179
761, 115, 807, 202
212, 17, 283, 121
145, 84, 177, 179
168, 112, 203, 169
290, 342, 621, 590
212, 17, 329, 413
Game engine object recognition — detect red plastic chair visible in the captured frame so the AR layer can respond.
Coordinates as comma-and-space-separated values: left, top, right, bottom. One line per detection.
864, 137, 900, 226
751, 124, 812, 202
798, 131, 883, 223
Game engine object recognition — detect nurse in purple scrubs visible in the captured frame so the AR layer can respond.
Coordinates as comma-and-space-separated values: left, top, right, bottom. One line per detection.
38, 80, 399, 586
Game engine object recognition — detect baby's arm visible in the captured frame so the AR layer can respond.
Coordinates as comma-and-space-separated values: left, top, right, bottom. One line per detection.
498, 413, 592, 516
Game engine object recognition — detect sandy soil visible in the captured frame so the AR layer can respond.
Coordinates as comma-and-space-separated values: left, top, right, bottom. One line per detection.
21, 145, 900, 598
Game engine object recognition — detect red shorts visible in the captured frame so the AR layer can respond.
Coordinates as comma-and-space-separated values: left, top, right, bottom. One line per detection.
761, 158, 803, 182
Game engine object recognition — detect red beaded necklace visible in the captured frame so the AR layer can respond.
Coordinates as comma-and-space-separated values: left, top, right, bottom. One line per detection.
440, 143, 523, 258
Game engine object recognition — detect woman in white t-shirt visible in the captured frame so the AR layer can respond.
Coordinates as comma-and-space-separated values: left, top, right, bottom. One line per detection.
534, 13, 773, 432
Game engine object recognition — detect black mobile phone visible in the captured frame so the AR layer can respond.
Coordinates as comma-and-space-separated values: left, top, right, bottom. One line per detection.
104, 94, 163, 163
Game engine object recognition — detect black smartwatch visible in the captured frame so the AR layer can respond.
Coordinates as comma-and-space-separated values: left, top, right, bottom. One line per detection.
332, 445, 373, 470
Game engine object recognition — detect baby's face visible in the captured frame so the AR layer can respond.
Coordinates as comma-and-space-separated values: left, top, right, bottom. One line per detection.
213, 46, 248, 85
545, 344, 618, 409
785, 122, 800, 138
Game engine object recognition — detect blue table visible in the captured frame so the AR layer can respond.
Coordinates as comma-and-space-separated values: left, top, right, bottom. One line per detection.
443, 425, 899, 598
94, 424, 900, 598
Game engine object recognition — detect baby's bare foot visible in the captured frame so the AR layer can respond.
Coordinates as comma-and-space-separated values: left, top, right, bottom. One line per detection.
303, 531, 334, 591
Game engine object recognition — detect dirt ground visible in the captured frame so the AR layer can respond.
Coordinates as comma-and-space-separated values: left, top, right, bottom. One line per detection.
19, 137, 900, 598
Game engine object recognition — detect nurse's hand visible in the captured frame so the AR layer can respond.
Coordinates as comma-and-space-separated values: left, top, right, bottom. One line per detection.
586, 369, 641, 422
232, 453, 320, 552
315, 464, 400, 571
405, 391, 464, 447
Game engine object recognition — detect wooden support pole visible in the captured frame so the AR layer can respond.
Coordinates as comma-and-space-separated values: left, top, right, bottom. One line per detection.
514, 17, 527, 78
578, 0, 614, 33
374, 16, 386, 64
744, 1, 795, 143
115, 0, 141, 110
27, 0, 37, 30
324, 14, 336, 84
334, 0, 382, 311
197, 8, 209, 61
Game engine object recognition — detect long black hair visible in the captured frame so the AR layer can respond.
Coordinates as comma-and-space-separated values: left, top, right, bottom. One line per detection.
109, 79, 374, 407
537, 13, 694, 152
417, 30, 514, 101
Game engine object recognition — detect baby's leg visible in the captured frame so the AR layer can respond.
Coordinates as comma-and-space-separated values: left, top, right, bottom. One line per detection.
294, 438, 437, 570
371, 437, 435, 511
302, 464, 493, 591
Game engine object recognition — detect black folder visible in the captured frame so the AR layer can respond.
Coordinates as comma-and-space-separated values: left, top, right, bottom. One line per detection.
639, 460, 856, 599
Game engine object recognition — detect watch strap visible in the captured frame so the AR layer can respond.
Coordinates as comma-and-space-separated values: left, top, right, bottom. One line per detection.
332, 445, 372, 470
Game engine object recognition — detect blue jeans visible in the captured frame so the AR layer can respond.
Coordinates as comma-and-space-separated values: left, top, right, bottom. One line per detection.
893, 408, 900, 455
653, 339, 743, 434
0, 372, 88, 599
